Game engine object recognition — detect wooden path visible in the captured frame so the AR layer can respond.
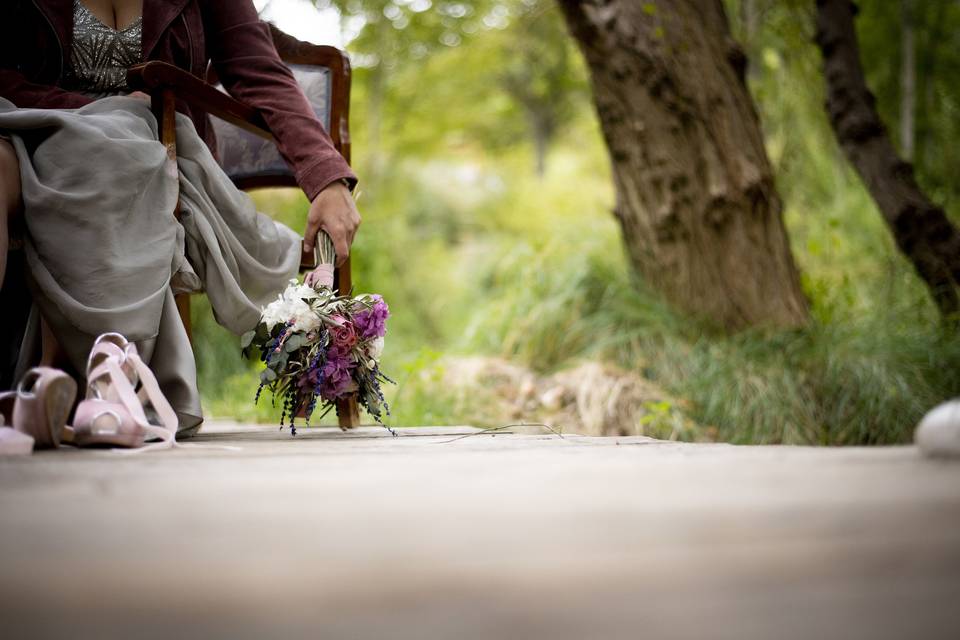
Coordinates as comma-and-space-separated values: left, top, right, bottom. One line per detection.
1, 422, 959, 639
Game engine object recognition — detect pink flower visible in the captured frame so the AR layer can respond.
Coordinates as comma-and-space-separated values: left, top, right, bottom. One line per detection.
332, 320, 358, 351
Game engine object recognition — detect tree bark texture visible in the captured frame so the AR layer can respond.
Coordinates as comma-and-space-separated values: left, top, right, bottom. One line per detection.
557, 0, 809, 331
815, 0, 960, 319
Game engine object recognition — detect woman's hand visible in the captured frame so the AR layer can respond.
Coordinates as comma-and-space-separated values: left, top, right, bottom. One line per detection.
304, 181, 359, 267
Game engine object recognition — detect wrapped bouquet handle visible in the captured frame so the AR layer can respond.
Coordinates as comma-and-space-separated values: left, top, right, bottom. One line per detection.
305, 230, 336, 289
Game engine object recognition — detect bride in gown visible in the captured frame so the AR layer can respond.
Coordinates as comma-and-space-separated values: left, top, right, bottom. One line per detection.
0, 0, 359, 435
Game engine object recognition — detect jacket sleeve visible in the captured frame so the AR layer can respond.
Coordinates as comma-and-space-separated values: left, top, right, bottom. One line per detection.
0, 5, 94, 110
199, 0, 356, 201
0, 69, 94, 109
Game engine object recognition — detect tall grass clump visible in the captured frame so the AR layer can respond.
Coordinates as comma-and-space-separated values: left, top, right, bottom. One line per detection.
460, 220, 960, 444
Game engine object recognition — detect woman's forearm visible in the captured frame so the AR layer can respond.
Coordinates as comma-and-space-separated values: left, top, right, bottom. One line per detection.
200, 0, 356, 200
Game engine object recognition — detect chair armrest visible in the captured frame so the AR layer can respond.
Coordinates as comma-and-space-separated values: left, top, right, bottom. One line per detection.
127, 61, 272, 140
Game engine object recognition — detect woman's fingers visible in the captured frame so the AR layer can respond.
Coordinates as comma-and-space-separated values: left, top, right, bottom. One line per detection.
331, 225, 350, 267
304, 181, 360, 265
303, 215, 321, 253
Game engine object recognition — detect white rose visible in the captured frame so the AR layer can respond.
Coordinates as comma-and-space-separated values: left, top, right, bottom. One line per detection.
260, 295, 290, 330
261, 280, 321, 331
289, 299, 320, 333
366, 336, 385, 361
285, 281, 319, 303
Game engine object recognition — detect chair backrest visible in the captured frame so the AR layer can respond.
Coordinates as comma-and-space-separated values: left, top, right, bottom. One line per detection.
209, 24, 352, 191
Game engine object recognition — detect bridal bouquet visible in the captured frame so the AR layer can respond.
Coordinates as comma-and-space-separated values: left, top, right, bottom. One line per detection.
241, 268, 393, 433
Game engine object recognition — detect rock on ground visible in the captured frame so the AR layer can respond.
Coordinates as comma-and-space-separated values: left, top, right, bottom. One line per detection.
438, 356, 702, 438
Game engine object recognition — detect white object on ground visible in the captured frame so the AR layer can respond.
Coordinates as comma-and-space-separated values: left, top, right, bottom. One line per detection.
915, 399, 960, 458
0, 427, 34, 456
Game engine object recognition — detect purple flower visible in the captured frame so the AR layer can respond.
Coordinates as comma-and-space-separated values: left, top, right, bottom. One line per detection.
297, 367, 323, 394
319, 350, 357, 400
353, 296, 390, 340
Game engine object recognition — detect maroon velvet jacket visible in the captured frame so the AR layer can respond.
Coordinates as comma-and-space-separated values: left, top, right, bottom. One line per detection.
0, 0, 356, 200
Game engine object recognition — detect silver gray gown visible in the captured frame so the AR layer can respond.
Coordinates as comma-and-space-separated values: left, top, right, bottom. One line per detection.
0, 2, 301, 434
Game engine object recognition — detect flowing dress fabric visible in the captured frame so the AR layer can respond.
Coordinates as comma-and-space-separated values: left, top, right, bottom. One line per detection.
0, 96, 301, 433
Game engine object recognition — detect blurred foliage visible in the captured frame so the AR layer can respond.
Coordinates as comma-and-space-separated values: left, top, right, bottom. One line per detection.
193, 0, 960, 443
729, 0, 960, 211
858, 0, 960, 209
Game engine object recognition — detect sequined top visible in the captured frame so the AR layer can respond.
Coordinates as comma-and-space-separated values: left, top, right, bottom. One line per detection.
62, 0, 143, 97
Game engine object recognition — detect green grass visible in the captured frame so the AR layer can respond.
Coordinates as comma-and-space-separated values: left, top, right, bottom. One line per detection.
193, 158, 960, 444
448, 215, 960, 444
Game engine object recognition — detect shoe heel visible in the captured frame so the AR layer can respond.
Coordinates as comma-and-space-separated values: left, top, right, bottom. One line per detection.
42, 376, 77, 448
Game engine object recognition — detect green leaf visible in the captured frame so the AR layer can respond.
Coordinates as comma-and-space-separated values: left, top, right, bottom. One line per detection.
284, 335, 303, 352
261, 368, 277, 383
240, 330, 256, 349
267, 350, 289, 369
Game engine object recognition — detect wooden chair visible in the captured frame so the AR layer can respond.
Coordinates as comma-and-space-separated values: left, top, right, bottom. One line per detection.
127, 24, 360, 429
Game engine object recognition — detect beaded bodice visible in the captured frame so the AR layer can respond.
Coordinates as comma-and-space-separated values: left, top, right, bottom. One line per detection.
62, 0, 143, 97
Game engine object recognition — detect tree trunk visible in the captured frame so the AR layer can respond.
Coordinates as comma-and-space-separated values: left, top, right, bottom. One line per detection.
557, 0, 809, 331
899, 0, 916, 160
815, 0, 960, 320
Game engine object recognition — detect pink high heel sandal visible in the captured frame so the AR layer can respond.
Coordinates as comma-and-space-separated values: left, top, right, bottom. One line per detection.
71, 333, 178, 451
0, 367, 77, 455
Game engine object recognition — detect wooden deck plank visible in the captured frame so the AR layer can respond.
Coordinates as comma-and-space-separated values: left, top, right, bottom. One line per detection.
1, 424, 958, 639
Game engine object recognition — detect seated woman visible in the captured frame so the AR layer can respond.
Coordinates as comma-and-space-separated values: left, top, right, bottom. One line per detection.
0, 0, 359, 440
